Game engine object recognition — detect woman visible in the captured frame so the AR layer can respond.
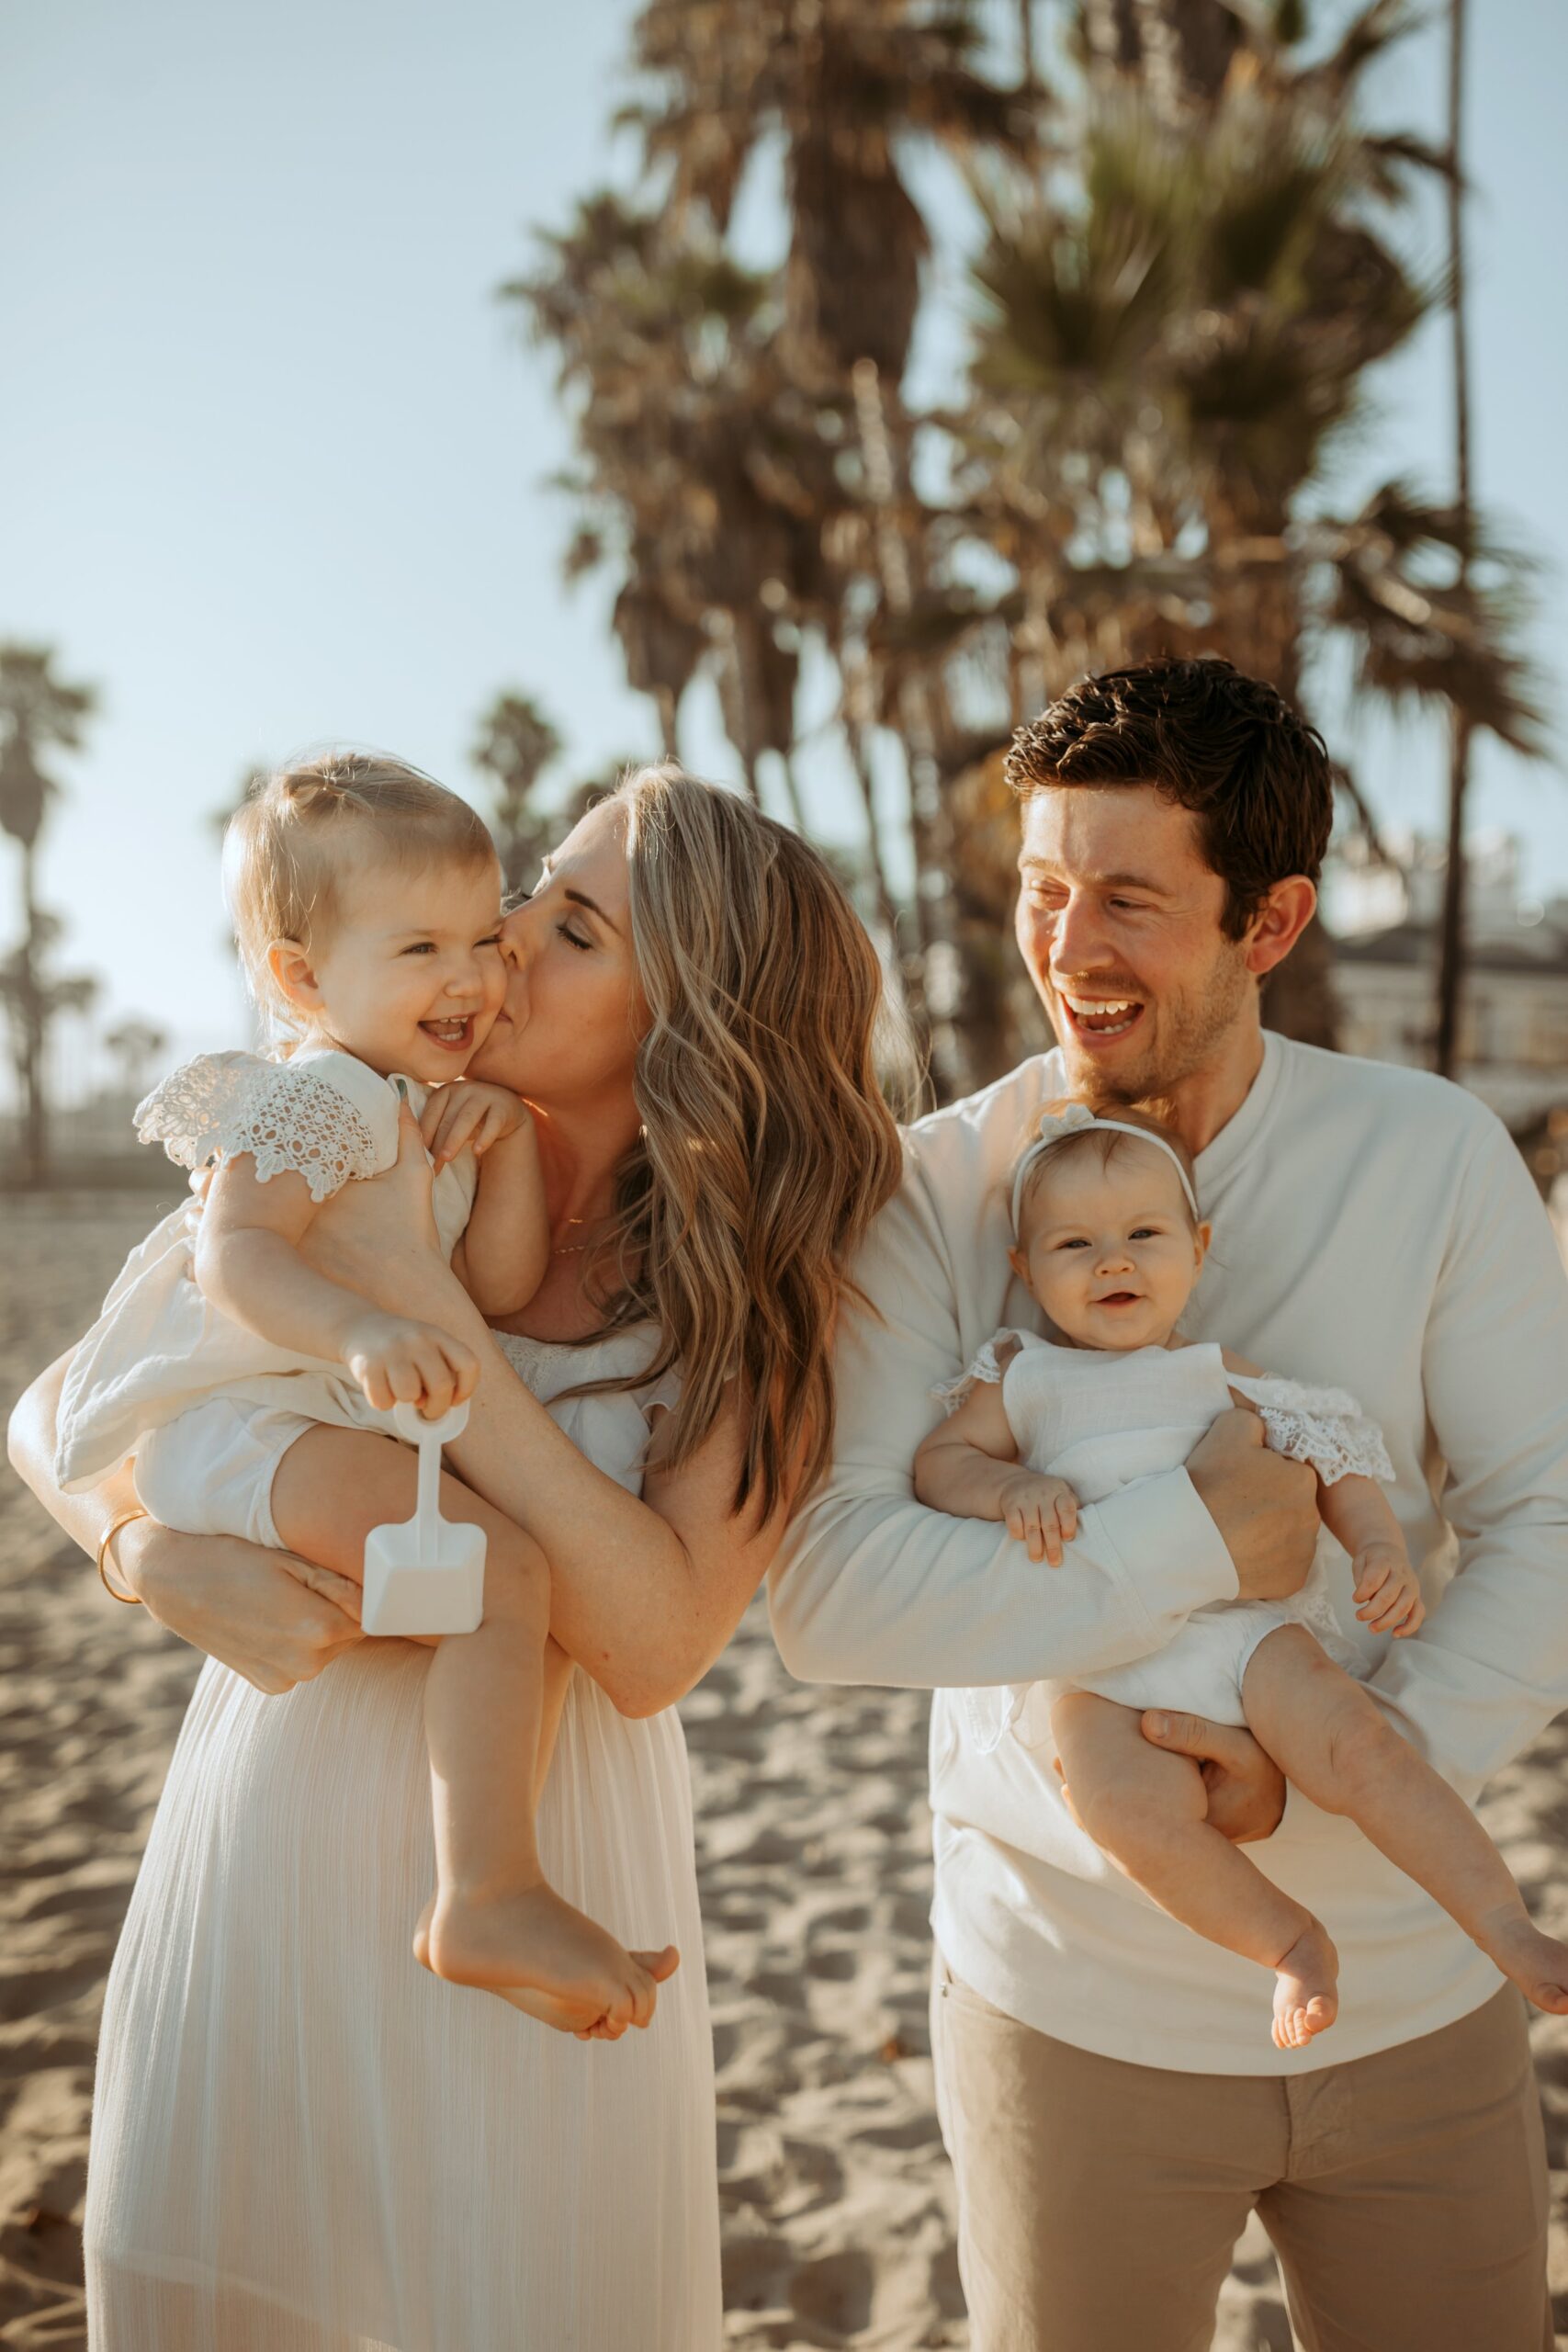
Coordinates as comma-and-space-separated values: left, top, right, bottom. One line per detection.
8, 764, 905, 2350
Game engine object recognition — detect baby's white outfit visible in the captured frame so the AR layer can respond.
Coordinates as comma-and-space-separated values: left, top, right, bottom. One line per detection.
942, 1331, 1394, 1750
55, 1048, 479, 1548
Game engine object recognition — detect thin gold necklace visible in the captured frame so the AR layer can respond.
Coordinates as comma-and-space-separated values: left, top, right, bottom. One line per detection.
549, 1216, 598, 1258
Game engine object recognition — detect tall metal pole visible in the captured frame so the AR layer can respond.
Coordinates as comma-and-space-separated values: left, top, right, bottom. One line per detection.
1433, 0, 1472, 1080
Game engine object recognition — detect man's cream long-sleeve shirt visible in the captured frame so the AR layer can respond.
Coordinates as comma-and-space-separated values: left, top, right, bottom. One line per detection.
771, 1035, 1568, 2073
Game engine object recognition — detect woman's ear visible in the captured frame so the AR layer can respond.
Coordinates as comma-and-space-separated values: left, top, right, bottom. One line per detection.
265, 937, 324, 1018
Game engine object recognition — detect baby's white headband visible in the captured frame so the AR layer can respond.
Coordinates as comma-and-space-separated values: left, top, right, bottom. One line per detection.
1010, 1102, 1201, 1235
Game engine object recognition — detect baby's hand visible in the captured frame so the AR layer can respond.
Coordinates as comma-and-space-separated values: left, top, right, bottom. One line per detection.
343, 1311, 479, 1418
1352, 1540, 1424, 1637
998, 1471, 1079, 1566
419, 1080, 529, 1170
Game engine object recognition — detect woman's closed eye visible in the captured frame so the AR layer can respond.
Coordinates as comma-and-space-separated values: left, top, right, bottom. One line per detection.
557, 922, 592, 953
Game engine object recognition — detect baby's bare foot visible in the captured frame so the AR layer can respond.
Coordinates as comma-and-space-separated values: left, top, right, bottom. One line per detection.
492, 1948, 682, 2040
414, 1884, 672, 2033
1271, 1920, 1339, 2052
1482, 1912, 1568, 2016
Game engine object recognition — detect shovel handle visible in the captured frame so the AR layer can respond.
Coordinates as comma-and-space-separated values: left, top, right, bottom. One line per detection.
390, 1400, 471, 1449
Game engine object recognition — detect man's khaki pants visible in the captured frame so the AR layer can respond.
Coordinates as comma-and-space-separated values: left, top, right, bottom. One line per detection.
931, 1952, 1553, 2352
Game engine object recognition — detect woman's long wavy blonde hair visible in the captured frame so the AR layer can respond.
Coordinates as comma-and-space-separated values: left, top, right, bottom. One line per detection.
577, 765, 908, 1522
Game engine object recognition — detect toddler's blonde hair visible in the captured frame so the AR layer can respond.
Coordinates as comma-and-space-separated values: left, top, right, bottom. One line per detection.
1014, 1097, 1201, 1234
222, 751, 498, 1045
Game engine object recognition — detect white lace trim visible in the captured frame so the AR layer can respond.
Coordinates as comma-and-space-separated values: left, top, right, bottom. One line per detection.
1228, 1373, 1395, 1487
136, 1055, 384, 1204
931, 1335, 1008, 1415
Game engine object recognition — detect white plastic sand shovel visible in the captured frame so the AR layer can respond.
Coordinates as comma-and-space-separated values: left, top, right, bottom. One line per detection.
361, 1400, 486, 1637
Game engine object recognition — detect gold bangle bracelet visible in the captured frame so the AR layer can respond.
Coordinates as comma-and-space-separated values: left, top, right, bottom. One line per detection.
96, 1509, 149, 1604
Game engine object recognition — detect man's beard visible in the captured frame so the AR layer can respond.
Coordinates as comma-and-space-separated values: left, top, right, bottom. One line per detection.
1056, 946, 1252, 1111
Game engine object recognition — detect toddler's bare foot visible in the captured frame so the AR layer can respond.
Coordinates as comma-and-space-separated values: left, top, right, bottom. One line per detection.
414, 1884, 671, 2033
1481, 1910, 1568, 2016
1271, 1920, 1338, 2052
493, 1948, 682, 2040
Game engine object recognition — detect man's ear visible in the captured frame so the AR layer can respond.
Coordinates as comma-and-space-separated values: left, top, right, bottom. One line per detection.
265, 937, 324, 1018
1243, 876, 1316, 978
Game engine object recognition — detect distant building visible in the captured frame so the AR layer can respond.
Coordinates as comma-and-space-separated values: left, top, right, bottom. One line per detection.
1328, 831, 1568, 1132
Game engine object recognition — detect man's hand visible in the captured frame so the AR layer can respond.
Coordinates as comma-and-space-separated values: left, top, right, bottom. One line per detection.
1187, 1408, 1318, 1600
1140, 1709, 1287, 1843
118, 1517, 365, 1695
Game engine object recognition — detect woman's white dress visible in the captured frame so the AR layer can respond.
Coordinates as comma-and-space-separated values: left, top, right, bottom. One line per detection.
83, 1328, 722, 2352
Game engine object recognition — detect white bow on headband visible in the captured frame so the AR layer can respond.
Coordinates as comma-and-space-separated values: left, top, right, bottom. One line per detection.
1009, 1102, 1201, 1235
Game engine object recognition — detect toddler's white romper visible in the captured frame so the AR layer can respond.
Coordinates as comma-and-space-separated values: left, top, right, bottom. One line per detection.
54, 1047, 478, 1547
937, 1331, 1394, 1751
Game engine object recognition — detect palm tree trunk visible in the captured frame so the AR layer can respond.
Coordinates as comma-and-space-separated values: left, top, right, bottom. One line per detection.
851, 356, 972, 1098
1434, 0, 1472, 1081
777, 750, 809, 836
19, 837, 46, 1186
1018, 0, 1037, 87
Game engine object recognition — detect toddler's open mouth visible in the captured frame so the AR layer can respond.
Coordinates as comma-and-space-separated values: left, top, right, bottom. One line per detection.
419, 1015, 478, 1054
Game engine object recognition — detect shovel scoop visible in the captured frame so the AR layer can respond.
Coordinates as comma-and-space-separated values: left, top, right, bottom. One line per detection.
361, 1400, 486, 1637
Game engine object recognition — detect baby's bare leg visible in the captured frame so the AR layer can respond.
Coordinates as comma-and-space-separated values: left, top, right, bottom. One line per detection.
1053, 1690, 1337, 2051
1243, 1624, 1568, 2017
270, 1427, 676, 2034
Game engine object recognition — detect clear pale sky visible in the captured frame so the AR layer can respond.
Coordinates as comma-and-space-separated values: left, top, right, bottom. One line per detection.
4, 0, 1564, 1085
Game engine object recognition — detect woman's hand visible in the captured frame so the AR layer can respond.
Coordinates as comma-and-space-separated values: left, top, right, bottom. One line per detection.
118, 1516, 366, 1695
299, 1105, 469, 1329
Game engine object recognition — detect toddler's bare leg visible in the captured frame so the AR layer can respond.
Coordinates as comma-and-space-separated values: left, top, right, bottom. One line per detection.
1243, 1624, 1568, 2017
271, 1428, 677, 2035
1053, 1690, 1337, 2051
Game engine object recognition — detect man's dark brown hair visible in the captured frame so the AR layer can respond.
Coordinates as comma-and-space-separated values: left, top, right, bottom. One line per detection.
1004, 656, 1335, 941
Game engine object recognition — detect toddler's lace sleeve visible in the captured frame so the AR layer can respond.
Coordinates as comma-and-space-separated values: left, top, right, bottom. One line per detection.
136, 1050, 392, 1203
931, 1330, 1016, 1415
1227, 1372, 1396, 1487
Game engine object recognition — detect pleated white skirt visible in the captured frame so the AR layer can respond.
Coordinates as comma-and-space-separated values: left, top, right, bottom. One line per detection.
83, 1643, 721, 2350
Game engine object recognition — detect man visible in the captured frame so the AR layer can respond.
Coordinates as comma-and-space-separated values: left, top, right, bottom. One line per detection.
773, 658, 1568, 2350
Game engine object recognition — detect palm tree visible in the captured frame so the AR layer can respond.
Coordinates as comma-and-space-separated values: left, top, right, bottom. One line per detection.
0, 643, 97, 1182
104, 1016, 169, 1103
471, 692, 565, 896
511, 195, 825, 822
927, 0, 1545, 1070
626, 0, 1035, 1090
1433, 0, 1471, 1079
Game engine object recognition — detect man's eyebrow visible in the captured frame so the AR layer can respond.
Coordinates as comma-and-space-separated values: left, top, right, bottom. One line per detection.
1017, 855, 1173, 896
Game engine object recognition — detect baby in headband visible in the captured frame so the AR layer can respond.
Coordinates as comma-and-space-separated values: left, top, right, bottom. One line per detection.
914, 1098, 1568, 2049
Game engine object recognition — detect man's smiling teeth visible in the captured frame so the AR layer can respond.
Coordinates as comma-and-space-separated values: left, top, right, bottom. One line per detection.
1061, 992, 1142, 1036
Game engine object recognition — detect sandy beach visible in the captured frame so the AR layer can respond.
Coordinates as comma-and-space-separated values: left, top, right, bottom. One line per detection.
3, 1188, 1567, 2350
